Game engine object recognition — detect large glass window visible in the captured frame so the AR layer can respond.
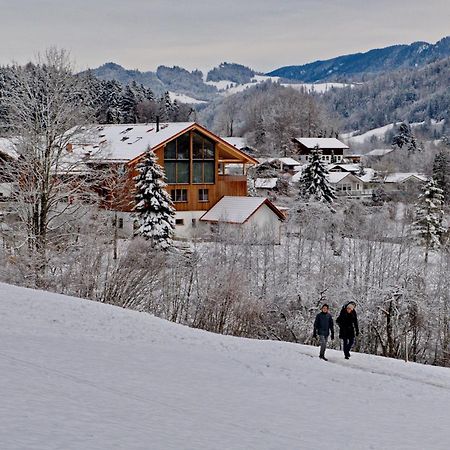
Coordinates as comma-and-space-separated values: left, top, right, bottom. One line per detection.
164, 133, 190, 183
192, 132, 215, 184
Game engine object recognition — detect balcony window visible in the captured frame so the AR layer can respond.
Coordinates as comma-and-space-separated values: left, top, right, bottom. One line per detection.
192, 132, 215, 183
164, 133, 190, 183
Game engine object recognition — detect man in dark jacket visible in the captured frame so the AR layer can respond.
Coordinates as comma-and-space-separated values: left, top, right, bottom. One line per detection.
313, 304, 334, 361
336, 302, 359, 359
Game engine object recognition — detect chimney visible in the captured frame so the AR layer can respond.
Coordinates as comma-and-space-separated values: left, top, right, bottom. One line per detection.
156, 116, 160, 132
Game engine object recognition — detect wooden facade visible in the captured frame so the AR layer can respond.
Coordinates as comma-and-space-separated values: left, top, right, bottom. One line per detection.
113, 123, 256, 213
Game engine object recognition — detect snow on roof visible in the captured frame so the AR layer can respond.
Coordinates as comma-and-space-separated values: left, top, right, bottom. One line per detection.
327, 172, 354, 184
328, 163, 361, 173
384, 173, 428, 183
0, 138, 19, 159
71, 123, 195, 162
221, 137, 247, 149
200, 196, 283, 223
295, 137, 349, 149
276, 157, 301, 166
366, 148, 395, 157
255, 178, 278, 189
358, 168, 376, 183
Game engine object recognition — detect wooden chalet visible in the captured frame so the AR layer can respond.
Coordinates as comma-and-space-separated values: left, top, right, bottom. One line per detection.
69, 122, 283, 238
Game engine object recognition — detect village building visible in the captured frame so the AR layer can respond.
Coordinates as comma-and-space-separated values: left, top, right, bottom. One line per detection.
68, 122, 285, 239
293, 137, 349, 164
199, 196, 285, 244
382, 172, 427, 193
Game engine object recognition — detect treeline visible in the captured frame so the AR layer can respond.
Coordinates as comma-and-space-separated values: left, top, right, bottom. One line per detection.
0, 66, 194, 127
200, 81, 336, 155
322, 57, 450, 135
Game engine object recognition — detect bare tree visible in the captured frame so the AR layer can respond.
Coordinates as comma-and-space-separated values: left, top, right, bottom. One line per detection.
1, 48, 97, 283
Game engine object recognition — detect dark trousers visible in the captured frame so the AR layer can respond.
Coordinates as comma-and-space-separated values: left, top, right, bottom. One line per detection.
343, 337, 354, 357
319, 335, 328, 357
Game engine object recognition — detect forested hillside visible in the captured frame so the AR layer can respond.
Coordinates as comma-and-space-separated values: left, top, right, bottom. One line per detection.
268, 36, 450, 82
322, 57, 450, 135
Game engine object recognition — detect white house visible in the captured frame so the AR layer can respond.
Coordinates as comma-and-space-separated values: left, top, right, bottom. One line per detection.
199, 196, 285, 243
293, 137, 349, 164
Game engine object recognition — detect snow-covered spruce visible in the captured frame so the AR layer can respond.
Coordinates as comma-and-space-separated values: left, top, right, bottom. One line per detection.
413, 178, 445, 263
298, 146, 336, 204
134, 149, 175, 249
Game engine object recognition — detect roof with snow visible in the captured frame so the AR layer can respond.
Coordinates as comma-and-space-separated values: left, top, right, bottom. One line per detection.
274, 157, 301, 166
200, 196, 285, 223
366, 148, 395, 157
71, 123, 195, 162
358, 168, 377, 183
384, 173, 428, 183
328, 163, 361, 173
221, 137, 247, 149
69, 123, 258, 165
255, 178, 278, 189
294, 137, 349, 150
327, 172, 357, 184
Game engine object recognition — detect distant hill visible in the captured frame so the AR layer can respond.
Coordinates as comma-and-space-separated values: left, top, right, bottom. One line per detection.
321, 56, 450, 136
206, 62, 256, 84
268, 36, 450, 82
87, 63, 218, 101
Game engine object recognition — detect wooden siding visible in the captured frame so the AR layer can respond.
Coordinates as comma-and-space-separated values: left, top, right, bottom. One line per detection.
111, 129, 249, 212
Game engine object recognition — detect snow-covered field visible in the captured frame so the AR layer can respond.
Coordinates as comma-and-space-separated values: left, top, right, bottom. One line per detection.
1, 282, 449, 450
168, 91, 207, 105
204, 74, 351, 96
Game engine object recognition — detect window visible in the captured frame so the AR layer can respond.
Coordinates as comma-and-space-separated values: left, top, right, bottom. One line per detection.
175, 218, 184, 226
338, 183, 352, 192
171, 189, 188, 202
193, 132, 215, 183
356, 183, 360, 190
164, 133, 190, 183
198, 189, 209, 202
118, 218, 124, 229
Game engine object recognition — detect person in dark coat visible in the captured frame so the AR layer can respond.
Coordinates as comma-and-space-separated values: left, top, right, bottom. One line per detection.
336, 301, 359, 359
313, 304, 334, 361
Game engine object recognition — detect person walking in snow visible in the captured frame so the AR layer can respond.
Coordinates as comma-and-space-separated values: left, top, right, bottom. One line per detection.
313, 304, 334, 361
336, 301, 359, 359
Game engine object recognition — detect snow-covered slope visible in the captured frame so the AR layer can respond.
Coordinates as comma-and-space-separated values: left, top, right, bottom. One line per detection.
1, 283, 449, 450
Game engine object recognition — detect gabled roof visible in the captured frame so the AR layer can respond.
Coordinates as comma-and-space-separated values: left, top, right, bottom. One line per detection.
274, 157, 301, 166
294, 137, 349, 150
327, 172, 358, 184
366, 148, 395, 157
200, 196, 285, 224
384, 173, 428, 183
328, 163, 361, 173
70, 123, 258, 166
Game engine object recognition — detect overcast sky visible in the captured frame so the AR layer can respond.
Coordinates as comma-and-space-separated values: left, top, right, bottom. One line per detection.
0, 0, 448, 73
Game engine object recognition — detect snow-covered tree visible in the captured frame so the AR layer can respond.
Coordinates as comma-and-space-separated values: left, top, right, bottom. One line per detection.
298, 147, 336, 204
413, 178, 445, 263
432, 148, 450, 204
134, 149, 175, 249
0, 48, 97, 283
392, 122, 422, 154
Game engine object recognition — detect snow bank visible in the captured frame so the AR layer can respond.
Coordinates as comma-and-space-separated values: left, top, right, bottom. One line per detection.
1, 282, 449, 450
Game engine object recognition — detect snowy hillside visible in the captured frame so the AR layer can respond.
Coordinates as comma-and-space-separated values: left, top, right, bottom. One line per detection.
1, 282, 449, 450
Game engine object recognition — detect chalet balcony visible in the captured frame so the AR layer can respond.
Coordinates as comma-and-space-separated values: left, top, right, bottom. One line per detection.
336, 188, 373, 198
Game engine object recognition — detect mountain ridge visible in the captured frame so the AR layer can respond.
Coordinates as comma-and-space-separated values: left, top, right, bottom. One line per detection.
267, 36, 450, 82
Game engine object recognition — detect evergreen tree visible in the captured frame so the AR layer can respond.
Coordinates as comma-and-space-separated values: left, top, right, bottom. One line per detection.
432, 148, 450, 204
413, 178, 445, 263
120, 85, 138, 123
134, 150, 175, 249
299, 146, 336, 204
392, 122, 422, 153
